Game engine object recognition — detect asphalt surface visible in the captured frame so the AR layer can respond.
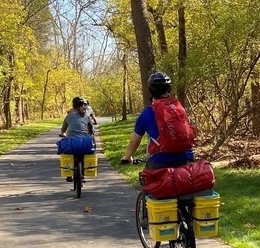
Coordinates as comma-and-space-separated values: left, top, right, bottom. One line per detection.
0, 117, 232, 248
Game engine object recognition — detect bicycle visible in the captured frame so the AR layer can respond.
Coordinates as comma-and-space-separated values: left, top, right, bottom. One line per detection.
122, 158, 196, 248
58, 134, 84, 198
60, 152, 98, 198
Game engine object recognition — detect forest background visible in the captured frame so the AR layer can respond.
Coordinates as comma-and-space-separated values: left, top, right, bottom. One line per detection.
0, 0, 259, 164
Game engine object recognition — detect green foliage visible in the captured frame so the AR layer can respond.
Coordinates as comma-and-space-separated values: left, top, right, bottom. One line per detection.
85, 61, 144, 117
106, 0, 136, 50
99, 115, 147, 187
23, 0, 53, 49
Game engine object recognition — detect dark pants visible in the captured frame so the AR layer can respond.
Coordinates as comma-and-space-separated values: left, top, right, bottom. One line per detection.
146, 158, 194, 169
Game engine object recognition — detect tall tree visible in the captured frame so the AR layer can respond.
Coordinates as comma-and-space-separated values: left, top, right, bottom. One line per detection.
177, 0, 187, 107
147, 1, 168, 56
121, 53, 127, 120
131, 0, 156, 107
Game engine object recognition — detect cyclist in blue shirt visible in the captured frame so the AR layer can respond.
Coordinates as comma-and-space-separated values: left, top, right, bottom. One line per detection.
121, 72, 194, 169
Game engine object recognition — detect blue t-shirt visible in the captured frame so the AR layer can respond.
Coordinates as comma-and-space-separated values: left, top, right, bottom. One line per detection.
134, 106, 194, 168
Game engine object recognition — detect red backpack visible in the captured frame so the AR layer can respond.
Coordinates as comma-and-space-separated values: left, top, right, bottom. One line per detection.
148, 98, 195, 154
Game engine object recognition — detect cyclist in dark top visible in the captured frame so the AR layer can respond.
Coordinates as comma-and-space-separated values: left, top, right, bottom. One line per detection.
121, 72, 194, 169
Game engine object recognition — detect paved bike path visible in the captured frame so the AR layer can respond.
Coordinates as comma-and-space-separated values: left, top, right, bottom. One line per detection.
0, 118, 232, 248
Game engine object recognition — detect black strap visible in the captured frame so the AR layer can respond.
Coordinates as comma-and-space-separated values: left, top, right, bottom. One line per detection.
192, 217, 219, 221
60, 166, 74, 170
84, 166, 97, 169
149, 220, 179, 225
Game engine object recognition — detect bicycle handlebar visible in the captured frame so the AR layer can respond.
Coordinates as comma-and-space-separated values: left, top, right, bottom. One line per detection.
133, 158, 145, 165
120, 159, 131, 165
120, 158, 145, 165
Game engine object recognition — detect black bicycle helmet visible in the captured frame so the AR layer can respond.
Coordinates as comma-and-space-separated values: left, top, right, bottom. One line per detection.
148, 72, 171, 98
72, 96, 87, 108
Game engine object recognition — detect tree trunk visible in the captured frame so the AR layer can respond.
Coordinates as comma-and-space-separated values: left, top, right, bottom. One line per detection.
3, 82, 12, 129
251, 81, 260, 136
3, 52, 15, 129
122, 54, 127, 120
21, 88, 27, 123
24, 103, 29, 120
131, 0, 156, 107
41, 69, 51, 119
14, 84, 24, 125
148, 6, 168, 55
128, 82, 133, 114
177, 1, 187, 107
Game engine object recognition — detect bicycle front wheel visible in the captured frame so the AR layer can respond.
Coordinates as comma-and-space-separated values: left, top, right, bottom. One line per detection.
135, 191, 161, 248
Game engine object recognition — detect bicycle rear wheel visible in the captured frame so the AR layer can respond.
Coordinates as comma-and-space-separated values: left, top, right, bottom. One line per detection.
73, 166, 77, 191
74, 162, 83, 198
135, 191, 161, 248
175, 210, 196, 248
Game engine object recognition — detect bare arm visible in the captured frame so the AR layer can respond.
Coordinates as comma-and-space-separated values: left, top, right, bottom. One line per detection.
121, 132, 143, 161
87, 118, 94, 135
60, 116, 68, 136
90, 112, 97, 125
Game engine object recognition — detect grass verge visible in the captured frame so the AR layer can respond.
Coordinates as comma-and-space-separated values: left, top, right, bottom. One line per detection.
99, 118, 260, 248
0, 118, 62, 155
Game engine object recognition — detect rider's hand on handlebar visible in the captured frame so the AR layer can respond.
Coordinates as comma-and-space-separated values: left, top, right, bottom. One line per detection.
59, 132, 66, 137
120, 156, 133, 165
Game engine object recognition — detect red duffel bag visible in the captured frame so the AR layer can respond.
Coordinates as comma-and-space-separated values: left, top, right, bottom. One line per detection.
139, 159, 215, 199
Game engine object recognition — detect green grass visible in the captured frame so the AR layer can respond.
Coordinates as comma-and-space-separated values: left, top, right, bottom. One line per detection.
99, 118, 260, 248
214, 169, 260, 248
0, 118, 63, 155
99, 116, 148, 188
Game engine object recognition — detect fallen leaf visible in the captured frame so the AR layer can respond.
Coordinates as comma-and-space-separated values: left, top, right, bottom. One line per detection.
245, 223, 255, 229
84, 206, 92, 212
14, 207, 25, 211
